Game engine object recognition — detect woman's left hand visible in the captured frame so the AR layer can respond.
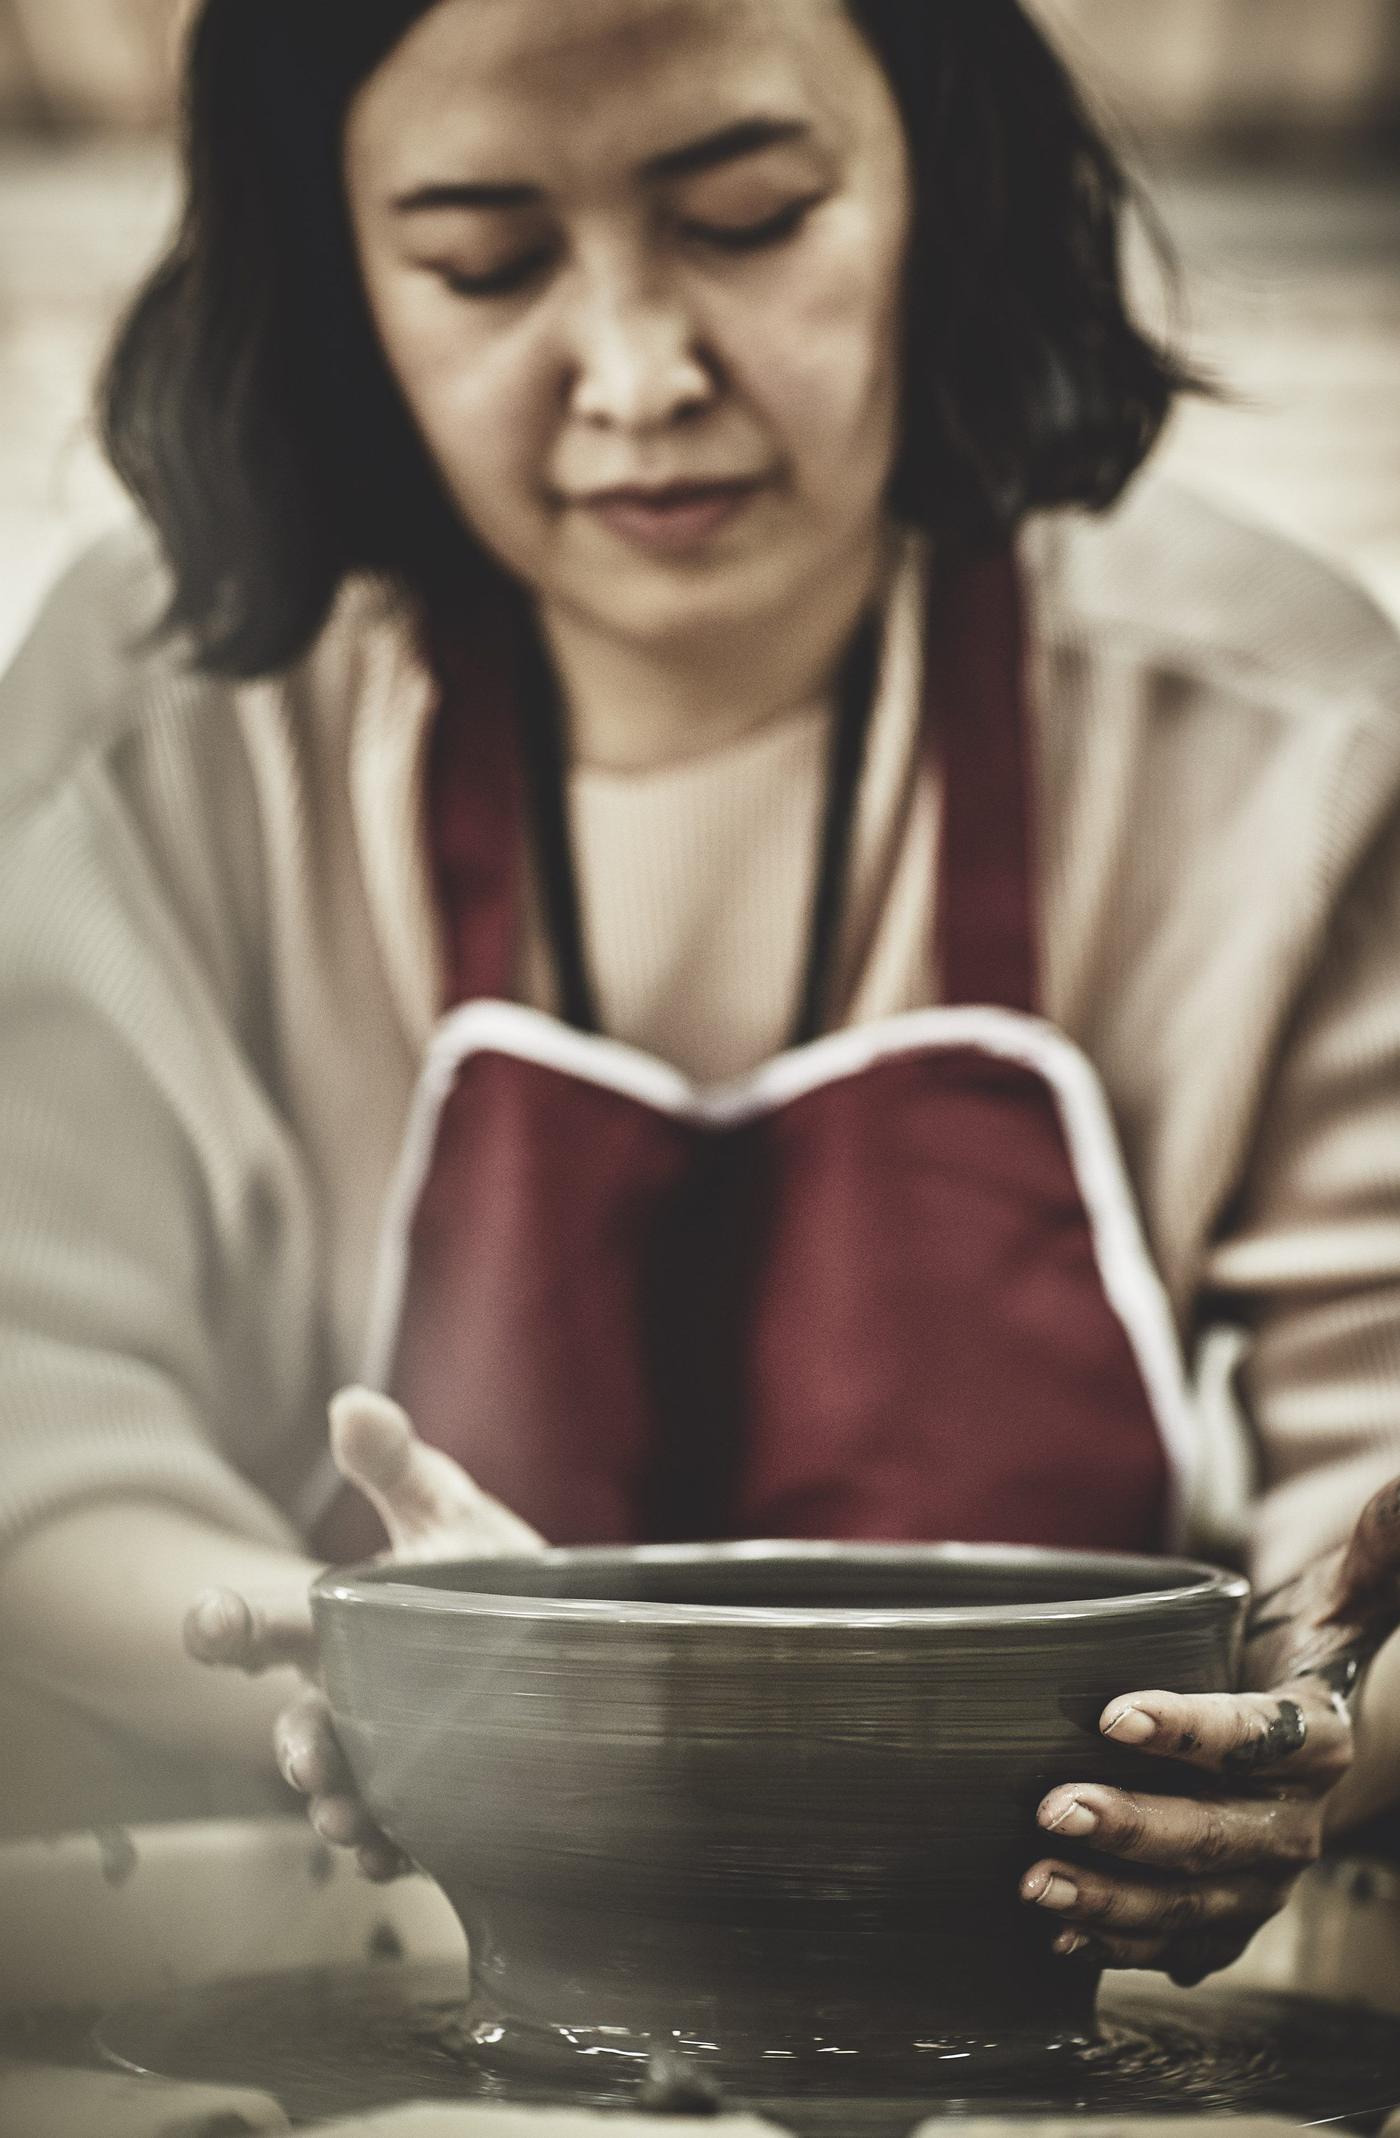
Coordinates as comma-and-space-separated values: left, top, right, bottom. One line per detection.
1021, 1475, 1400, 1985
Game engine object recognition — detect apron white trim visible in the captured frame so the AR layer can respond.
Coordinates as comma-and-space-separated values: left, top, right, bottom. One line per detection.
298, 1000, 1198, 1548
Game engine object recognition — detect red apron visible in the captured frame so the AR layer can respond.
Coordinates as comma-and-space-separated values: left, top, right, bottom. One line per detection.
314, 553, 1196, 1561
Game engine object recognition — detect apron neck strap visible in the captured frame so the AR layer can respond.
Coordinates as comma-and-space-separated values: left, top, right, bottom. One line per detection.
928, 550, 1039, 1016
424, 591, 528, 1010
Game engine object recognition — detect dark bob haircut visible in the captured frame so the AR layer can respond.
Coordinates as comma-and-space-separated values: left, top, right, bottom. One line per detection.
101, 0, 1198, 680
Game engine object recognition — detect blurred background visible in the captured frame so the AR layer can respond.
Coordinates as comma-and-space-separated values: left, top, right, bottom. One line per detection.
0, 0, 1397, 668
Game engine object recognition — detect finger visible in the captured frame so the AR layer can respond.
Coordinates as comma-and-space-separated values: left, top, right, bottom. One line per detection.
1330, 1473, 1400, 1628
1243, 1560, 1333, 1664
184, 1587, 314, 1676
1049, 1923, 1257, 1984
1098, 1680, 1349, 1784
1164, 1926, 1261, 1988
273, 1688, 350, 1799
329, 1387, 544, 1556
308, 1793, 381, 1850
357, 1836, 413, 1883
1036, 1782, 1322, 1876
1021, 1856, 1287, 1938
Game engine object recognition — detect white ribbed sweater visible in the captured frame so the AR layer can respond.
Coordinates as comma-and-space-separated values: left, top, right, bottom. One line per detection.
1, 473, 1399, 1589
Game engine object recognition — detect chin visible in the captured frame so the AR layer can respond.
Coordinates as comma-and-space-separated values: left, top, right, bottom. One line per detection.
562, 551, 805, 654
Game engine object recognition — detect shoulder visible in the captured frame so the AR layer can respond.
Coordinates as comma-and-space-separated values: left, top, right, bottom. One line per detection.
0, 518, 207, 827
1024, 478, 1400, 1062
1027, 473, 1400, 743
0, 520, 409, 833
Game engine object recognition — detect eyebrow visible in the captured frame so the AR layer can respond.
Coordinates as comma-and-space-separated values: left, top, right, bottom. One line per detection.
645, 116, 810, 181
391, 118, 811, 214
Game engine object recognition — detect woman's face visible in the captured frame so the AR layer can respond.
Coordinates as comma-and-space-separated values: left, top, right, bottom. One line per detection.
344, 0, 912, 655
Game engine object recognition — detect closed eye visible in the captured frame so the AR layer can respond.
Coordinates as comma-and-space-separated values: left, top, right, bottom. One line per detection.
437, 192, 826, 299
441, 248, 555, 299
682, 195, 825, 254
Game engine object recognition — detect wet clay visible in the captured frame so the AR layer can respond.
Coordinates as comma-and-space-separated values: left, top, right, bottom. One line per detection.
1221, 1697, 1309, 1776
95, 1961, 1400, 2134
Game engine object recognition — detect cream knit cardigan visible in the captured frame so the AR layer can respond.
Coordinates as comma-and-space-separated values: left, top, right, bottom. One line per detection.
2, 473, 1399, 1591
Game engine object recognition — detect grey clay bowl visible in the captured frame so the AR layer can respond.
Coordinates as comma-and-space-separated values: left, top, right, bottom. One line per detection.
313, 1542, 1247, 2087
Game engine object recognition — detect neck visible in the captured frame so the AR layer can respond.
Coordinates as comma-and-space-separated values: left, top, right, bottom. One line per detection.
538, 530, 892, 775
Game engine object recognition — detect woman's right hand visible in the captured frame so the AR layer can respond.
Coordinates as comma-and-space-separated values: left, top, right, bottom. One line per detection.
183, 1387, 545, 1879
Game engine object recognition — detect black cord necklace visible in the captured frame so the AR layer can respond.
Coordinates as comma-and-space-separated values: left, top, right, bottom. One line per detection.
517, 610, 883, 1050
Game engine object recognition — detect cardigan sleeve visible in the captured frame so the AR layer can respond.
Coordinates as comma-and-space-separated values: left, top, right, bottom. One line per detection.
0, 550, 308, 1560
0, 786, 304, 1558
1203, 796, 1400, 1593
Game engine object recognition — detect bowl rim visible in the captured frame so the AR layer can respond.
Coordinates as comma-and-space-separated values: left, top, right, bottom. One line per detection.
312, 1539, 1249, 1631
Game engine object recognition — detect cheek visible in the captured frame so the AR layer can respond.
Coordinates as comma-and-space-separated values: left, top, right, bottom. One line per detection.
724, 247, 905, 483
367, 280, 556, 523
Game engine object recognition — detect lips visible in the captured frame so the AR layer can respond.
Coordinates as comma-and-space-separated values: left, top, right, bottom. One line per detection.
574, 477, 767, 556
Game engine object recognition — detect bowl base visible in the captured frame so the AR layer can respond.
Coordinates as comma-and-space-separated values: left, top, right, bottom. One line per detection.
446, 1990, 1099, 2098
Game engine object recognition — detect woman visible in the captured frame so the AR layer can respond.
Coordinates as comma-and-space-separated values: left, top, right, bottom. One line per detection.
2, 0, 1399, 1987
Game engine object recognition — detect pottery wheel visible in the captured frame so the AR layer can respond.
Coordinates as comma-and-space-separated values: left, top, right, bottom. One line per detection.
97, 1963, 1400, 2134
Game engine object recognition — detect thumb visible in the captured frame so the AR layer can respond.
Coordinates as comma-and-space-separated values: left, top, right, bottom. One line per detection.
1329, 1474, 1400, 1633
328, 1386, 544, 1557
183, 1585, 315, 1676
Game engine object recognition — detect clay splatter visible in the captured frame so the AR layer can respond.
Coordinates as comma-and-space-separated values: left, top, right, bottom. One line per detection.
638, 2049, 725, 2117
1221, 1699, 1307, 1776
94, 1826, 139, 1888
307, 1842, 336, 1886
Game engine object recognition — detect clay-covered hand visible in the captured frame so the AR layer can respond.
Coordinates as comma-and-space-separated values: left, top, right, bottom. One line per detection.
184, 1387, 544, 1880
1021, 1474, 1400, 1985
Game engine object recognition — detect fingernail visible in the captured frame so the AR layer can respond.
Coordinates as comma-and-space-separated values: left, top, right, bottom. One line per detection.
1104, 1704, 1157, 1745
190, 1590, 239, 1645
1034, 1875, 1080, 1913
1054, 1930, 1091, 1957
280, 1744, 311, 1793
1041, 1796, 1098, 1838
312, 1799, 352, 1845
359, 1843, 408, 1884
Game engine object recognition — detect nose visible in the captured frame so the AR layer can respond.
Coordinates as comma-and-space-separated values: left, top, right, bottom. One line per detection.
564, 261, 716, 433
